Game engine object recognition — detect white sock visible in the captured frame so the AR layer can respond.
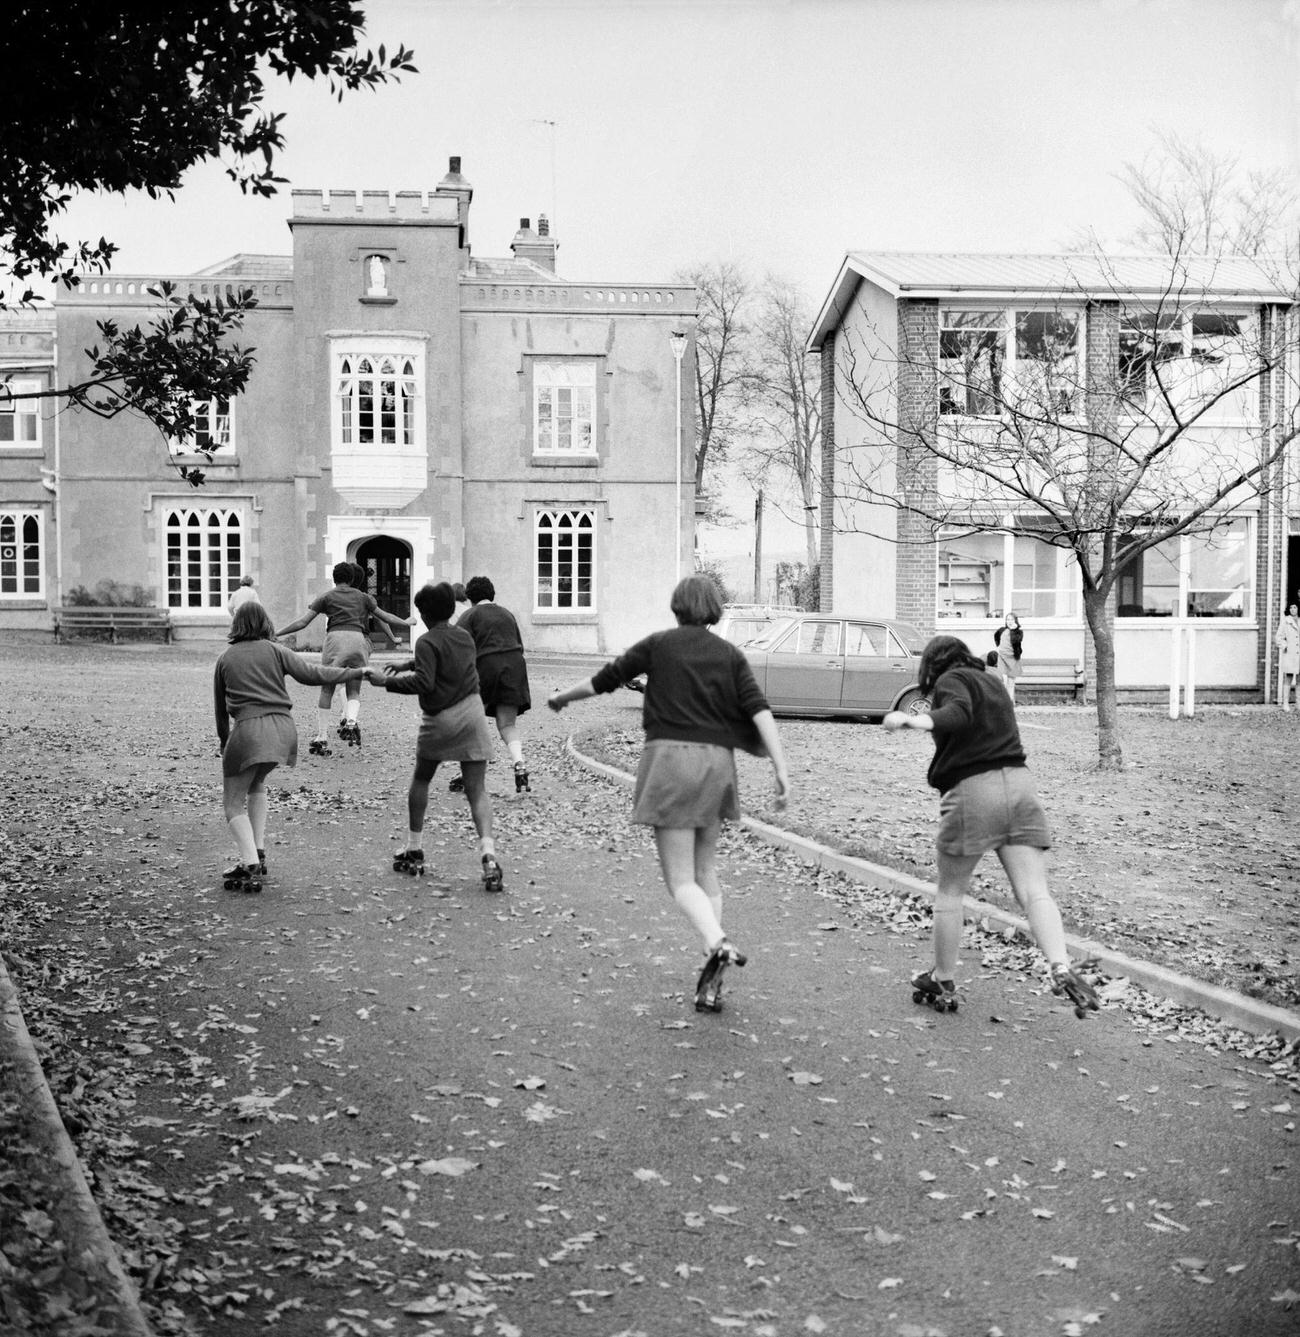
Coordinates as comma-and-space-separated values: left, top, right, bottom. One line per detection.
407, 828, 423, 853
227, 814, 259, 866
480, 836, 496, 859
508, 741, 524, 766
345, 698, 360, 724
317, 708, 331, 738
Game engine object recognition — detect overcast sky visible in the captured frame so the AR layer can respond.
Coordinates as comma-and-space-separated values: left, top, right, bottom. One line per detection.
50, 0, 1299, 307
41, 0, 1300, 577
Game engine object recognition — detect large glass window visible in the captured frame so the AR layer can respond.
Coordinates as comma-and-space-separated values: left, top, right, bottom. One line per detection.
535, 509, 594, 611
0, 379, 41, 447
1117, 518, 1252, 618
165, 507, 243, 611
0, 510, 42, 596
534, 361, 596, 455
937, 527, 1079, 619
337, 353, 419, 447
1119, 308, 1258, 419
170, 395, 234, 456
939, 309, 1081, 416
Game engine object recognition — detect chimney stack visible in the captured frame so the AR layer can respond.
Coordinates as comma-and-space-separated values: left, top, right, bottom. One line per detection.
434, 155, 473, 250
511, 212, 559, 274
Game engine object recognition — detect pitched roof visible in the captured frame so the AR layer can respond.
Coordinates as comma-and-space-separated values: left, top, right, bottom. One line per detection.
465, 255, 565, 282
807, 250, 1294, 351
193, 254, 294, 279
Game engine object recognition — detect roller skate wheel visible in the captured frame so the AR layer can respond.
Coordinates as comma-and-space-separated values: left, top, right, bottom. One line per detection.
912, 989, 924, 1003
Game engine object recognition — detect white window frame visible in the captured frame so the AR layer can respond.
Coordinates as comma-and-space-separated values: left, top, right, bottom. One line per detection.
170, 395, 235, 458
333, 343, 423, 451
937, 525, 1081, 622
1118, 306, 1259, 423
0, 378, 42, 449
0, 508, 44, 598
939, 307, 1084, 419
165, 505, 245, 612
1117, 517, 1256, 620
532, 360, 597, 456
534, 508, 596, 612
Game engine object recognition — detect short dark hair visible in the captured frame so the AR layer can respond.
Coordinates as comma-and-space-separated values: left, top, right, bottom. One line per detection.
332, 561, 354, 585
452, 582, 467, 601
465, 575, 495, 604
228, 602, 276, 643
670, 575, 723, 627
349, 562, 368, 590
918, 635, 987, 694
414, 581, 455, 623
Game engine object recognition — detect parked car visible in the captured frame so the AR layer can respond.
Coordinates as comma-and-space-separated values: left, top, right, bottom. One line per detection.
742, 612, 931, 720
713, 603, 800, 647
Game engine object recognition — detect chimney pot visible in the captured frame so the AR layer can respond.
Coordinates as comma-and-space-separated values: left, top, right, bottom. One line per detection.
449, 156, 461, 173
538, 215, 550, 236
520, 217, 530, 230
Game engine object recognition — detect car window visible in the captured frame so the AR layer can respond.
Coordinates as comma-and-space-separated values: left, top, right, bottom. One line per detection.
844, 622, 889, 656
749, 616, 799, 651
725, 617, 769, 645
891, 622, 928, 654
793, 620, 842, 655
885, 629, 911, 656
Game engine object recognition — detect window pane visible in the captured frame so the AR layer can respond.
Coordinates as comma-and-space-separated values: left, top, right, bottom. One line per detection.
1188, 521, 1250, 618
939, 313, 1006, 416
937, 532, 1005, 619
1014, 311, 1079, 413
1009, 533, 1077, 618
1117, 538, 1179, 616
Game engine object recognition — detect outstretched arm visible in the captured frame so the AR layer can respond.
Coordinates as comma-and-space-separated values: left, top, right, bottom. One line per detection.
374, 606, 418, 629
548, 678, 597, 711
277, 609, 318, 637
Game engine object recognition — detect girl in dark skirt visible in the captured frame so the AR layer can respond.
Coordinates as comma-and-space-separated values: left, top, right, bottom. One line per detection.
548, 576, 790, 1012
214, 603, 363, 891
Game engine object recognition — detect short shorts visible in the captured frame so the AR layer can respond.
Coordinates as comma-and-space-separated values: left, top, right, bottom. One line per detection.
936, 766, 1051, 856
631, 740, 739, 828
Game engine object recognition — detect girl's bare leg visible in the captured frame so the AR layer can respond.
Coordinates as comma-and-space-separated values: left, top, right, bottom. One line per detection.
996, 843, 1068, 966
655, 826, 723, 950
933, 850, 980, 979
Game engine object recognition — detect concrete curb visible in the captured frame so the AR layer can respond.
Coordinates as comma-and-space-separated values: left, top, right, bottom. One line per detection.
0, 957, 156, 1336
563, 732, 1300, 1045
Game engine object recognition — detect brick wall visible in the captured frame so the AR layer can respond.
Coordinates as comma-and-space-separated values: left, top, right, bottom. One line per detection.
1255, 303, 1285, 698
895, 301, 939, 632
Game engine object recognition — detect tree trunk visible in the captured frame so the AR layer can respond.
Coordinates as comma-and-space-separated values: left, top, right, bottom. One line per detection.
1082, 587, 1124, 769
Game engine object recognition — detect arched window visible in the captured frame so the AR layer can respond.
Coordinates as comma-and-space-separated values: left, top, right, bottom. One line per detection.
534, 509, 595, 611
0, 510, 42, 596
165, 507, 243, 610
337, 354, 419, 447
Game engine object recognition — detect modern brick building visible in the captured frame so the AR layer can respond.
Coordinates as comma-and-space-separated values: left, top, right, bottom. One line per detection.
808, 252, 1297, 700
1, 158, 696, 654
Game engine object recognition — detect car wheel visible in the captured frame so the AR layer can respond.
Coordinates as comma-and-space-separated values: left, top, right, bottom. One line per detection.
896, 689, 931, 715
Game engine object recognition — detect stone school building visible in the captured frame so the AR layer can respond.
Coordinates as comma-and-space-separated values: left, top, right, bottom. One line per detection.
0, 158, 696, 653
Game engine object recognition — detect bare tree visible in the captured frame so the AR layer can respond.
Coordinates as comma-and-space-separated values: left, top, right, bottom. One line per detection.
678, 262, 761, 509
834, 251, 1297, 769
744, 276, 821, 570
1117, 131, 1297, 263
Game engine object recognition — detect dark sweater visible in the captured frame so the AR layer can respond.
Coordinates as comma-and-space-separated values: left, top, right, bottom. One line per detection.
591, 624, 770, 754
213, 640, 355, 745
458, 601, 524, 657
925, 665, 1027, 793
383, 622, 479, 716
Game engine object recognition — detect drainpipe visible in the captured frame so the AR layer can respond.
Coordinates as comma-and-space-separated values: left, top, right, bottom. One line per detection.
40, 324, 63, 610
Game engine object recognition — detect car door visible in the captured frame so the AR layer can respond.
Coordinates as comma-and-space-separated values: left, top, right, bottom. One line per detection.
840, 621, 913, 715
762, 616, 843, 713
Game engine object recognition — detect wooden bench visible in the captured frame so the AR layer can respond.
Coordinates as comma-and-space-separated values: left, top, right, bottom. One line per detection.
1018, 657, 1085, 694
53, 607, 173, 644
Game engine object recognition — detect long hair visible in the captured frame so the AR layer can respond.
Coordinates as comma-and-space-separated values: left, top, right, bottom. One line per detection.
918, 634, 987, 695
229, 602, 275, 643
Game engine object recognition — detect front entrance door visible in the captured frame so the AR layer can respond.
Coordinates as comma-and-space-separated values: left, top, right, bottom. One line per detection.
355, 536, 413, 647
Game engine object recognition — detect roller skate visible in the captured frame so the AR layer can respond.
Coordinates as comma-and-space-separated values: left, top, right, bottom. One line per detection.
1048, 961, 1100, 1019
911, 969, 958, 1013
513, 762, 531, 794
222, 863, 263, 894
393, 849, 425, 877
481, 853, 504, 893
308, 737, 332, 758
695, 939, 746, 1013
338, 721, 361, 748
448, 773, 465, 793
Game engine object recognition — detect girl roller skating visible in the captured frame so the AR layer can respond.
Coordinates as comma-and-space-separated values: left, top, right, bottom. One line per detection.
276, 561, 415, 755
883, 634, 1099, 1020
370, 582, 504, 894
548, 575, 790, 1014
214, 603, 364, 892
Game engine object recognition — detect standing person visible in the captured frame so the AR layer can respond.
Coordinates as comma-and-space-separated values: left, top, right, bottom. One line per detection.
369, 582, 504, 892
276, 562, 414, 753
227, 574, 260, 617
548, 575, 791, 1014
882, 634, 1099, 1019
1279, 604, 1300, 711
214, 602, 364, 891
993, 612, 1024, 702
457, 575, 534, 793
